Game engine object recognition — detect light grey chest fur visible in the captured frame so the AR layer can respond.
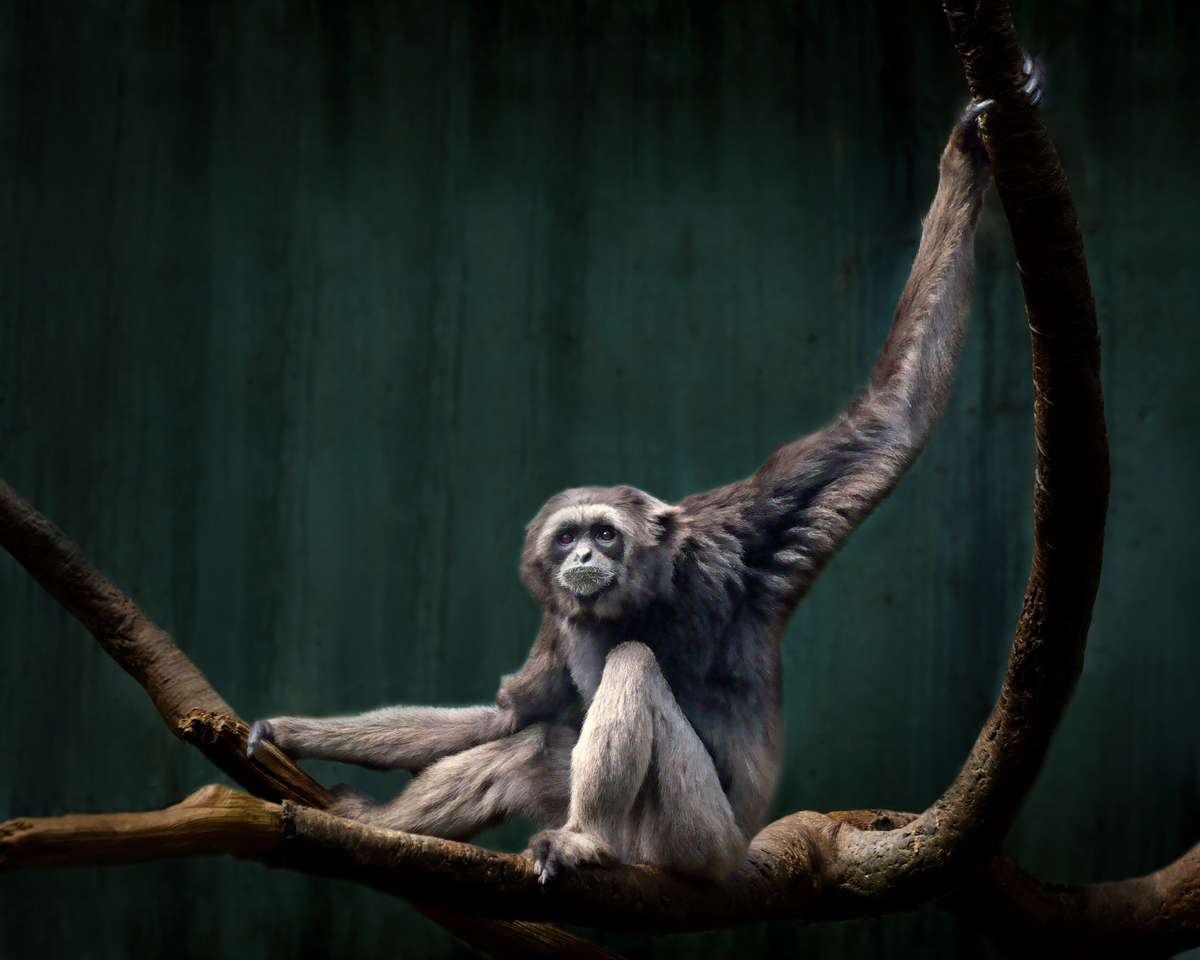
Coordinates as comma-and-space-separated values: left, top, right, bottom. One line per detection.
562, 623, 611, 706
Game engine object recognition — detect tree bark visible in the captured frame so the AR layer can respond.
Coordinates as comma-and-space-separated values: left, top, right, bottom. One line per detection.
944, 848, 1200, 959
0, 786, 883, 931
0, 785, 284, 868
819, 0, 1110, 912
7, 788, 1199, 955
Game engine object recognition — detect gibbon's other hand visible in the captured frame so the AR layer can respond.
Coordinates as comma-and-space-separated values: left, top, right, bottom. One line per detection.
246, 719, 275, 759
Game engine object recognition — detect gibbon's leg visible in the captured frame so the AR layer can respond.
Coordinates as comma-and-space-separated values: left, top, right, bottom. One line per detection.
247, 704, 516, 773
325, 722, 576, 841
527, 642, 747, 883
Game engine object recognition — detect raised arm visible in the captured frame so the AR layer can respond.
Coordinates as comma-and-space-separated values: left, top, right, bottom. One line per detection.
735, 89, 1029, 608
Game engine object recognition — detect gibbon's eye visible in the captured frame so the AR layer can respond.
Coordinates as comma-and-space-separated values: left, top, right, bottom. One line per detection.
555, 529, 576, 546
595, 524, 617, 543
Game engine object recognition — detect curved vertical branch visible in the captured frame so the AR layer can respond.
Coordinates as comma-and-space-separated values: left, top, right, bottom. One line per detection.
822, 0, 1109, 908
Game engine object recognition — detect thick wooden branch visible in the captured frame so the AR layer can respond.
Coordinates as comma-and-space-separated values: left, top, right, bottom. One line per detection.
7, 788, 1198, 955
0, 785, 622, 959
834, 812, 1200, 954
0, 785, 854, 931
810, 0, 1111, 910
0, 785, 284, 869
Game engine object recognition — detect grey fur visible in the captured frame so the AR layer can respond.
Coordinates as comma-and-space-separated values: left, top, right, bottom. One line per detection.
250, 91, 1033, 882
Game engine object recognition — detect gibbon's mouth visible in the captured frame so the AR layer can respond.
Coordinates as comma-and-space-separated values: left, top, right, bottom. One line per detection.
558, 566, 616, 597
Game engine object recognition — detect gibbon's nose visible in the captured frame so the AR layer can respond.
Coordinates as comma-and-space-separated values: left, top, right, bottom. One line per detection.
575, 544, 593, 563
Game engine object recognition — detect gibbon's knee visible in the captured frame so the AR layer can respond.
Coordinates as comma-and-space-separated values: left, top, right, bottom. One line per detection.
576, 642, 668, 749
569, 643, 667, 824
594, 641, 669, 707
605, 640, 659, 676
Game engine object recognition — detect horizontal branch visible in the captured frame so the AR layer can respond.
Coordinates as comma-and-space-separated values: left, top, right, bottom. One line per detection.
6, 786, 1199, 956
946, 848, 1200, 958
0, 784, 856, 931
0, 785, 284, 868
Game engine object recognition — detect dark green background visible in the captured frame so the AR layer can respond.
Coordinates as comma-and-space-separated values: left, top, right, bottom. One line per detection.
1, 2, 1197, 957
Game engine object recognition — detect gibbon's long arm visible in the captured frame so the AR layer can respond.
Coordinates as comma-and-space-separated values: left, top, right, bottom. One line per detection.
738, 103, 997, 606
249, 617, 581, 771
248, 705, 516, 772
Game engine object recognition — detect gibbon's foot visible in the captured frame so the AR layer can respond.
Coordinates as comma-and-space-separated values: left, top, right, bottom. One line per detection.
246, 719, 274, 758
525, 827, 619, 885
956, 98, 996, 164
327, 782, 377, 820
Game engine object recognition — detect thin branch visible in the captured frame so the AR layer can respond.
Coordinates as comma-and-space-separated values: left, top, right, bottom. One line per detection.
0, 479, 235, 726
0, 478, 329, 807
178, 710, 334, 810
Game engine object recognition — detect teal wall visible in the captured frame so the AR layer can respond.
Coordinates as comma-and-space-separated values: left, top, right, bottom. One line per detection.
1, 2, 1197, 957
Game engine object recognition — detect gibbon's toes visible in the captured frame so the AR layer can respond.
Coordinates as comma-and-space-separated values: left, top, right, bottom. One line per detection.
246, 720, 274, 759
526, 828, 618, 885
526, 830, 559, 884
955, 99, 994, 164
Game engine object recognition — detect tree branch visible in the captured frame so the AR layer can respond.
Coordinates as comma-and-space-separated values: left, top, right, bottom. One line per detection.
7, 788, 1199, 956
944, 848, 1200, 959
0, 478, 331, 808
814, 0, 1110, 911
0, 785, 852, 931
0, 785, 284, 869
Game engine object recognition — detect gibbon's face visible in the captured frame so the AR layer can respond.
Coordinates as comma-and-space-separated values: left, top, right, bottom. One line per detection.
549, 516, 626, 597
521, 485, 679, 620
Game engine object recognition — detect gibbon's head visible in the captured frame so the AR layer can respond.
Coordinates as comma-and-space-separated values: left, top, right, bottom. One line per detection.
521, 485, 680, 620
